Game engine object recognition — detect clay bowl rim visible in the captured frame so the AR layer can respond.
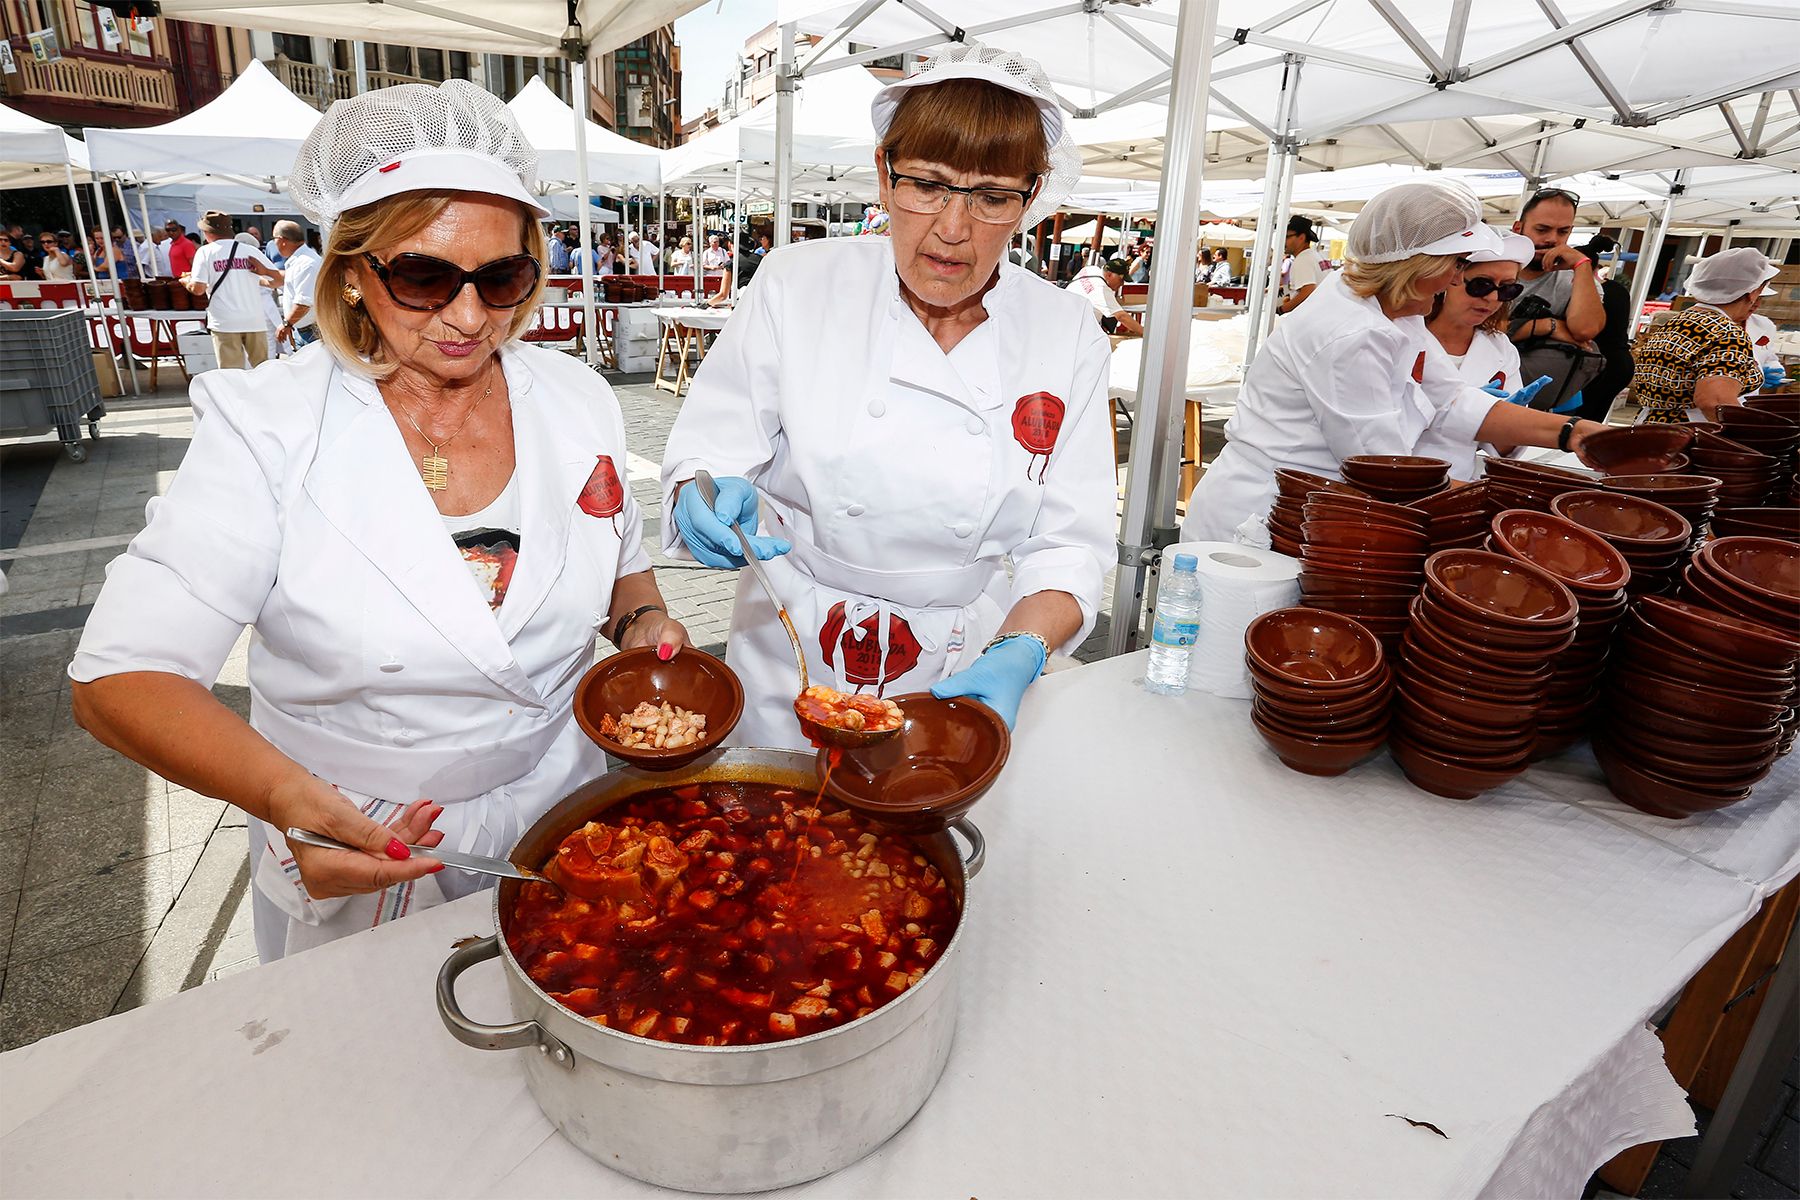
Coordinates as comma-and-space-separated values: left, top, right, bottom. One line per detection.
1340, 454, 1452, 489
1409, 596, 1572, 661
1303, 493, 1431, 529
1396, 673, 1539, 727
1489, 508, 1632, 594
1549, 489, 1693, 548
1409, 481, 1490, 518
1697, 536, 1800, 607
815, 692, 1011, 830
1299, 518, 1431, 551
1579, 425, 1695, 474
1635, 594, 1800, 666
1601, 723, 1782, 782
1274, 468, 1370, 501
1593, 740, 1751, 817
1244, 606, 1387, 691
572, 647, 746, 770
1624, 609, 1799, 678
1608, 662, 1791, 727
1251, 698, 1389, 743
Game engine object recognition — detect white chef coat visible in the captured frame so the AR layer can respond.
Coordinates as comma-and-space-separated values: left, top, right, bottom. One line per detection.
1747, 313, 1781, 372
660, 238, 1115, 750
1415, 327, 1524, 481
1182, 272, 1501, 544
70, 341, 651, 960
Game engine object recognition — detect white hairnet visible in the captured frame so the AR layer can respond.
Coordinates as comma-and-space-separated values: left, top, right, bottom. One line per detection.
871, 43, 1081, 229
1686, 247, 1780, 304
1347, 179, 1486, 264
289, 79, 542, 236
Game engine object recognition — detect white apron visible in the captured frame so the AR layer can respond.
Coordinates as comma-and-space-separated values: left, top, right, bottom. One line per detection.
70, 343, 650, 959
661, 239, 1116, 751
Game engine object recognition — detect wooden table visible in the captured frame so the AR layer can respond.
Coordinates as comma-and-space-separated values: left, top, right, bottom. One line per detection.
651, 306, 731, 397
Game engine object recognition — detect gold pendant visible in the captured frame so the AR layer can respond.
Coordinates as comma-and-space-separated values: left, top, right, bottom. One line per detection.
420, 454, 449, 491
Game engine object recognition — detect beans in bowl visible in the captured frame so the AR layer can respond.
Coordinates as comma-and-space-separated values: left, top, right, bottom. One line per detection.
506, 782, 956, 1045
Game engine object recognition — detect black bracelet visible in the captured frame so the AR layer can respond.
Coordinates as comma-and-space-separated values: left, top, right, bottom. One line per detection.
609, 603, 664, 648
1557, 415, 1580, 452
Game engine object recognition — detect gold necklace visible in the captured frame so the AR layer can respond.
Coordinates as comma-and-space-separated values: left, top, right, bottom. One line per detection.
389, 375, 495, 491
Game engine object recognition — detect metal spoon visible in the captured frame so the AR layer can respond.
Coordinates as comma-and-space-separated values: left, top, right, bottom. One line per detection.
284, 827, 562, 890
689, 470, 901, 750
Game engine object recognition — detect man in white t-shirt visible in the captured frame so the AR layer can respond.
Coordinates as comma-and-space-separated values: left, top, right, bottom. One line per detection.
186, 211, 283, 370
271, 220, 321, 353
1278, 215, 1325, 313
701, 234, 728, 270
1068, 256, 1142, 336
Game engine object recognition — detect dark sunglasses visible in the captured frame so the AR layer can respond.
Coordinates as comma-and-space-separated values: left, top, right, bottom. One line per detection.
361, 251, 540, 312
1462, 277, 1525, 301
1526, 187, 1581, 209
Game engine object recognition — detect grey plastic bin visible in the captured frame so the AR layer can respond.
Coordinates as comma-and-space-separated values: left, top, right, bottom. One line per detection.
0, 309, 105, 462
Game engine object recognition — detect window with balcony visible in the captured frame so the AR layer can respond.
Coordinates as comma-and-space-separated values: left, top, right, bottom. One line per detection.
418, 47, 443, 81
274, 33, 314, 63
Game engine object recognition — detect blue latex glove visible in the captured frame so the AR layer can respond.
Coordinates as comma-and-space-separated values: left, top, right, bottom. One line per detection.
1763, 364, 1788, 390
930, 635, 1048, 729
1480, 374, 1554, 408
1552, 389, 1583, 415
672, 475, 791, 569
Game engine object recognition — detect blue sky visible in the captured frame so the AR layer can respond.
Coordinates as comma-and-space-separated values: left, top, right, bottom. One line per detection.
676, 0, 778, 116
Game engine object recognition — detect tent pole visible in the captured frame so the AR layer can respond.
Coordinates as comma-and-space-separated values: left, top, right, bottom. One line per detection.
352, 42, 368, 94
1718, 221, 1737, 251
1628, 169, 1685, 329
731, 159, 744, 301
90, 179, 140, 396
693, 186, 704, 298
135, 184, 156, 277
773, 21, 795, 248
1107, 0, 1222, 658
1242, 54, 1302, 368
570, 49, 599, 368
1257, 147, 1300, 347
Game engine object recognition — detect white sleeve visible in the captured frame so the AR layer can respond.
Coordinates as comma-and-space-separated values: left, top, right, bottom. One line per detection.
292, 257, 318, 307
657, 261, 786, 558
69, 377, 281, 687
1008, 315, 1115, 653
1289, 250, 1323, 289
1299, 329, 1441, 460
1419, 341, 1503, 449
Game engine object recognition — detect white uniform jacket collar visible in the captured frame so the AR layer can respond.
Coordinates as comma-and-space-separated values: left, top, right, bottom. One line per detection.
875, 241, 1027, 415
301, 346, 593, 708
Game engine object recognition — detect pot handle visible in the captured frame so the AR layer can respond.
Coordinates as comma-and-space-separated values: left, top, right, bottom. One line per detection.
436, 935, 573, 1069
949, 818, 985, 880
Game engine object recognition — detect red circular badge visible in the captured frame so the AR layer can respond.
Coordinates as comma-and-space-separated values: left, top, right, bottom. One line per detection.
1011, 392, 1065, 483
818, 602, 923, 694
1411, 351, 1427, 384
578, 455, 624, 533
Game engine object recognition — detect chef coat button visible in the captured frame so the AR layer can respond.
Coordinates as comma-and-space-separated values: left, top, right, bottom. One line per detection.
868, 399, 886, 417
847, 503, 866, 517
965, 416, 983, 435
393, 730, 416, 748
953, 522, 974, 538
379, 658, 403, 673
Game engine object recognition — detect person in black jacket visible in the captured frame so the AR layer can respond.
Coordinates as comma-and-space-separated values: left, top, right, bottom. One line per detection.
1577, 236, 1634, 422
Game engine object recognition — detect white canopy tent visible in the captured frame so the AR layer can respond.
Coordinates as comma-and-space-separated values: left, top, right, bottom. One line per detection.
507, 76, 662, 193
0, 101, 95, 189
779, 0, 1800, 656
84, 60, 321, 180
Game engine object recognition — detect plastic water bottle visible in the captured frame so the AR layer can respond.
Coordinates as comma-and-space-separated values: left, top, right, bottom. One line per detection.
1145, 553, 1201, 695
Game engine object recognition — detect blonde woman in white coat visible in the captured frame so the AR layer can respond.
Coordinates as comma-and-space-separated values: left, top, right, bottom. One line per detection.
68, 82, 689, 961
660, 48, 1114, 748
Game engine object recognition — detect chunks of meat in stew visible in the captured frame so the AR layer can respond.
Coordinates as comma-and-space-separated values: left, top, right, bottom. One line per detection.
506, 783, 957, 1046
795, 685, 903, 733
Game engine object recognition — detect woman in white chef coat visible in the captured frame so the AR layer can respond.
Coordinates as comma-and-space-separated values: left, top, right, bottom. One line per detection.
659, 46, 1114, 748
1183, 180, 1609, 544
67, 81, 689, 962
1418, 230, 1536, 479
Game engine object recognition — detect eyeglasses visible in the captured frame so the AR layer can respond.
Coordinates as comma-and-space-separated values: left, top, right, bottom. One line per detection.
886, 168, 1037, 225
361, 252, 541, 312
1462, 277, 1525, 301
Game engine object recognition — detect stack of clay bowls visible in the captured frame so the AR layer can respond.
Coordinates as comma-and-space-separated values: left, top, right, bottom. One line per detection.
1410, 481, 1493, 552
1268, 468, 1369, 558
1689, 429, 1783, 507
1479, 457, 1595, 514
1339, 455, 1451, 504
1297, 489, 1430, 649
1599, 474, 1721, 557
1594, 594, 1799, 818
1485, 510, 1631, 756
1245, 607, 1391, 777
1679, 535, 1800, 753
1579, 426, 1694, 476
1550, 490, 1691, 599
1710, 505, 1800, 543
1720, 406, 1799, 503
1389, 549, 1578, 799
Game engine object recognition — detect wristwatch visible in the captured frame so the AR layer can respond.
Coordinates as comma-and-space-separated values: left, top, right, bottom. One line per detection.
609, 603, 664, 648
1557, 415, 1581, 452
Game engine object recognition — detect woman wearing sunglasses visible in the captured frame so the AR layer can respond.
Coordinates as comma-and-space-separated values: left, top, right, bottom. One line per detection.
1416, 231, 1543, 478
1183, 182, 1607, 544
68, 81, 689, 961
660, 46, 1115, 744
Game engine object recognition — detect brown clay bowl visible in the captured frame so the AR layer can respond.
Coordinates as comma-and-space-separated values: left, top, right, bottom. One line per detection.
1744, 395, 1800, 420
1607, 662, 1791, 728
1691, 429, 1777, 466
1616, 641, 1793, 699
817, 693, 1009, 833
1410, 481, 1490, 518
1710, 507, 1800, 542
1632, 594, 1800, 670
1388, 732, 1527, 800
1624, 611, 1797, 678
1550, 490, 1692, 548
574, 647, 745, 770
1719, 405, 1798, 431
1423, 548, 1579, 631
1304, 595, 1413, 623
1244, 607, 1386, 689
1250, 709, 1387, 777
1680, 566, 1793, 630
1697, 536, 1800, 606
1340, 454, 1450, 491
1412, 594, 1574, 658
1607, 688, 1780, 746
1252, 695, 1389, 741
1299, 554, 1427, 585
1275, 468, 1369, 502
1489, 509, 1632, 594
1580, 426, 1695, 475
1305, 493, 1430, 530
1301, 546, 1430, 575
1593, 739, 1751, 819
1247, 660, 1390, 707
1481, 457, 1595, 487
1393, 691, 1534, 746
1430, 512, 1496, 536
1299, 519, 1430, 554
1298, 571, 1420, 599
1599, 474, 1723, 506
1397, 673, 1539, 728
1601, 723, 1780, 781
1401, 629, 1555, 694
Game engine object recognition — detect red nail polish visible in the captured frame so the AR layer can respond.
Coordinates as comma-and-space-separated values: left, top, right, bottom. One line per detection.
657, 643, 674, 661
386, 837, 410, 860
429, 860, 446, 873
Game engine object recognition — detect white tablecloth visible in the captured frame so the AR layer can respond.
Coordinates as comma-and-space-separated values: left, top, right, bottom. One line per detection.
3, 652, 1793, 1198
651, 305, 732, 331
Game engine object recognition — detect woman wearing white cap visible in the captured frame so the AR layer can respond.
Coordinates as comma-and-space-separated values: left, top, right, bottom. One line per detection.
659, 46, 1114, 745
1183, 180, 1609, 544
67, 81, 690, 960
1631, 248, 1785, 423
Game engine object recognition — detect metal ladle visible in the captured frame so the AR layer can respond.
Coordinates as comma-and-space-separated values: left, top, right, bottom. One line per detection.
285, 827, 562, 891
690, 470, 900, 750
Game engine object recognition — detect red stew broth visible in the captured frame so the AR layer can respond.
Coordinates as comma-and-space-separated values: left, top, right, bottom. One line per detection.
505, 782, 958, 1046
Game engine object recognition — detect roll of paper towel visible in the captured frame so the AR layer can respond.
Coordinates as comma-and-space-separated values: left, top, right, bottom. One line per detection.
1162, 541, 1302, 699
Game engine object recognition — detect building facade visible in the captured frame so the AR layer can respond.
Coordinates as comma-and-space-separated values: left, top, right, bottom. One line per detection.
259, 30, 575, 111
591, 25, 679, 148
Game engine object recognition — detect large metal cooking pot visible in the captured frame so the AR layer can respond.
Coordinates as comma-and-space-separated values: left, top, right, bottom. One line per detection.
436, 748, 984, 1193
